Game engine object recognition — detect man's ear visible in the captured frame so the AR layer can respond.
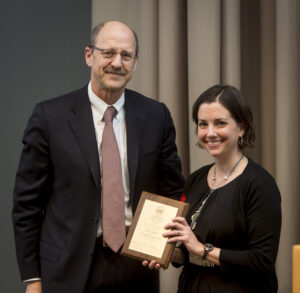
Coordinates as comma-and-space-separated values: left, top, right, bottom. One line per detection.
132, 57, 138, 72
85, 47, 93, 67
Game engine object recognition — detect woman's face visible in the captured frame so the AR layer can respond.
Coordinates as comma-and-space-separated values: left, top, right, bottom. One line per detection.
197, 102, 244, 159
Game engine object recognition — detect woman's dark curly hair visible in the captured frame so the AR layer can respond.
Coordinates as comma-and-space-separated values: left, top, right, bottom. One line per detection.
192, 84, 255, 150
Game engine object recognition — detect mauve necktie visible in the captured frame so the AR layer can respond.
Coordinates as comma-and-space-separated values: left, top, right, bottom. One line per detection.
101, 106, 126, 252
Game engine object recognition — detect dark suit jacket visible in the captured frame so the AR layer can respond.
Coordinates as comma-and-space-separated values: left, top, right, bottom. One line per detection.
12, 86, 184, 293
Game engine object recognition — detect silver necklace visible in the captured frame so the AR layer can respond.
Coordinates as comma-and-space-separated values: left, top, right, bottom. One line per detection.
211, 154, 244, 189
190, 188, 214, 230
190, 154, 244, 230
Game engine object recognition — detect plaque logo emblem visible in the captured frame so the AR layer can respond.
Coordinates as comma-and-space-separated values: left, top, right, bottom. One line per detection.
155, 206, 164, 216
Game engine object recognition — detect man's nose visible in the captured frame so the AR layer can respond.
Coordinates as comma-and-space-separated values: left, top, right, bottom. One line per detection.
111, 53, 122, 68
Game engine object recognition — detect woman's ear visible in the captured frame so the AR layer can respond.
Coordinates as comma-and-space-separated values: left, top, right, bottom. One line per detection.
239, 125, 245, 137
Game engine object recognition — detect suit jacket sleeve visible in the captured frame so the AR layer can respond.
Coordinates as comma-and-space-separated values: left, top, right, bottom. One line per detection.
12, 103, 50, 281
156, 103, 184, 200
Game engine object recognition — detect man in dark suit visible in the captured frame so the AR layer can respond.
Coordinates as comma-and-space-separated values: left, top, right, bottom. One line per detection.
12, 21, 184, 293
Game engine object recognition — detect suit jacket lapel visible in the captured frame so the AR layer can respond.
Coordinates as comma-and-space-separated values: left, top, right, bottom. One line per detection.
125, 90, 146, 202
68, 87, 101, 191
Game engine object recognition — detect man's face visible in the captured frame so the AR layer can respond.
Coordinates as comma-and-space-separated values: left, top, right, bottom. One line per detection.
85, 22, 138, 95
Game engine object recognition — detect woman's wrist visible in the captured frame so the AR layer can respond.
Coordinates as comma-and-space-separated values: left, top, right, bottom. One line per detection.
194, 242, 205, 258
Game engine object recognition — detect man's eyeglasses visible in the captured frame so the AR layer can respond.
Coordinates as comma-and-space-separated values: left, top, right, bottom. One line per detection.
89, 46, 136, 62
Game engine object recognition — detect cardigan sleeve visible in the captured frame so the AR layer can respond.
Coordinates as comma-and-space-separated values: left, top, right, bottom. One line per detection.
219, 170, 282, 274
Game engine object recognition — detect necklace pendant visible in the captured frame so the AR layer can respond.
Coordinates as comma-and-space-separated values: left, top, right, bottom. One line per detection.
191, 222, 196, 230
191, 211, 199, 222
212, 154, 244, 187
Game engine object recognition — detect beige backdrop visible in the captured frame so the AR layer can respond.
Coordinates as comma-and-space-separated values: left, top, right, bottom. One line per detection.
92, 0, 300, 292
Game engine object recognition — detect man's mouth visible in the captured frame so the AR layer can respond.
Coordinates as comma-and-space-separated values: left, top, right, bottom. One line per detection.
104, 70, 125, 76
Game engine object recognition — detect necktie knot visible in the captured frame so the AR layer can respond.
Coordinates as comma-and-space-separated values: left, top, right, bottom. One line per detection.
103, 106, 117, 122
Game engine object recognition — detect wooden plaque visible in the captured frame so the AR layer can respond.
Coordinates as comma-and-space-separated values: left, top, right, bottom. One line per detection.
121, 191, 189, 269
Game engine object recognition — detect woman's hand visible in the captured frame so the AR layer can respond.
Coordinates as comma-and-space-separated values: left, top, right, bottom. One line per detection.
142, 216, 208, 270
163, 217, 204, 256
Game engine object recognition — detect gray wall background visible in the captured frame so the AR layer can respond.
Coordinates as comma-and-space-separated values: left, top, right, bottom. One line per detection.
0, 1, 91, 292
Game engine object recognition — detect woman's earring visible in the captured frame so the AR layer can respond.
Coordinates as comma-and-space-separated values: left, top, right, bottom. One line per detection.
238, 136, 244, 148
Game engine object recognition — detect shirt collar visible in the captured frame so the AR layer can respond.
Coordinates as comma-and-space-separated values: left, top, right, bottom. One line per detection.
88, 81, 125, 122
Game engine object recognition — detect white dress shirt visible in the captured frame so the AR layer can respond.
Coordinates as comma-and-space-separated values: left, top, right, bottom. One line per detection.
88, 82, 132, 237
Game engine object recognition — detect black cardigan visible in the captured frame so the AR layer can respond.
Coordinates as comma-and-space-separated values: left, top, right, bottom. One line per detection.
177, 158, 281, 293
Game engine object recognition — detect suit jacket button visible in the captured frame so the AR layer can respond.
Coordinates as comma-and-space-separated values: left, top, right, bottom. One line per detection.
88, 252, 93, 258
